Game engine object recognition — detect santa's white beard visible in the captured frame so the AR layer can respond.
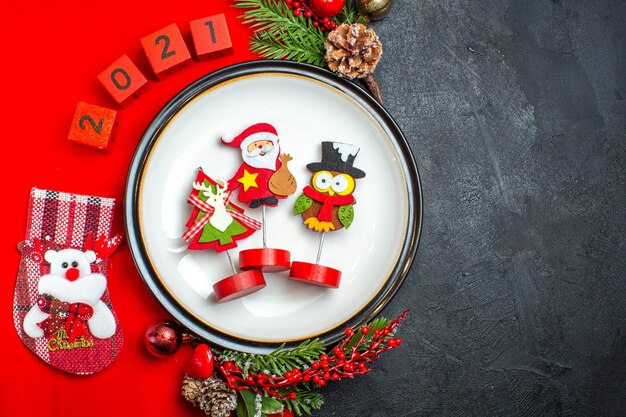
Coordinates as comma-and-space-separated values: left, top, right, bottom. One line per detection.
242, 144, 280, 170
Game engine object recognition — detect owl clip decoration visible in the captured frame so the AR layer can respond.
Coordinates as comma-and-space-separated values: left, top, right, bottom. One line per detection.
291, 141, 366, 288
183, 169, 265, 302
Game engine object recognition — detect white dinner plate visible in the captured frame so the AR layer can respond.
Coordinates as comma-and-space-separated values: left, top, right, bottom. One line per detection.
125, 60, 422, 353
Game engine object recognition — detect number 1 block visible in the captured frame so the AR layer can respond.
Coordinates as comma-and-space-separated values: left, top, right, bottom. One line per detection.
97, 55, 149, 108
140, 23, 192, 80
190, 14, 233, 61
68, 102, 118, 151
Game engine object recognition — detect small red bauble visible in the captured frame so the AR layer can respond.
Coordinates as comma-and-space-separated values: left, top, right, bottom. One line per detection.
144, 321, 183, 357
309, 0, 345, 18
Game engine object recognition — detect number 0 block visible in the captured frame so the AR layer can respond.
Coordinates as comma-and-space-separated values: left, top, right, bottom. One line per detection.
140, 23, 192, 80
190, 14, 233, 61
68, 102, 118, 151
97, 55, 149, 108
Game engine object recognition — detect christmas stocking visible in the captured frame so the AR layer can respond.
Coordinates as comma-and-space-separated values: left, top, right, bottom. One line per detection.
13, 188, 124, 375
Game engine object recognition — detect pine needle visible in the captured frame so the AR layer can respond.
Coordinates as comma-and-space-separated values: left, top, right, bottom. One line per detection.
220, 338, 326, 378
234, 0, 326, 66
337, 0, 368, 24
250, 31, 326, 66
284, 388, 324, 415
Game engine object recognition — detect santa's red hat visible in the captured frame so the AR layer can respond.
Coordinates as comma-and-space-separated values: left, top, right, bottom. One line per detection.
221, 123, 279, 150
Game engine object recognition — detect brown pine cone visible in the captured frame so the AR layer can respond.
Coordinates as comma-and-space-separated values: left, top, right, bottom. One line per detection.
182, 375, 237, 417
198, 377, 238, 417
181, 374, 203, 406
324, 23, 383, 79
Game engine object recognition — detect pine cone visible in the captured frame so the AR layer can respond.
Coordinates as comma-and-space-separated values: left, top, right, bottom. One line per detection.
325, 23, 383, 79
199, 377, 238, 417
182, 375, 237, 417
182, 375, 204, 406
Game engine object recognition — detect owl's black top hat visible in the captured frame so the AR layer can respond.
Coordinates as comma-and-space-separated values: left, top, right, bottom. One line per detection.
307, 141, 366, 179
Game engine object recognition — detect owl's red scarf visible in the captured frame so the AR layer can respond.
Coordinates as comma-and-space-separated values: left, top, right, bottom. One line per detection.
303, 186, 355, 222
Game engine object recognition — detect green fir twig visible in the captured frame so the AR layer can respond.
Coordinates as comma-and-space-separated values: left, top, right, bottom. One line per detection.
234, 0, 326, 65
336, 0, 368, 25
284, 388, 324, 415
220, 338, 326, 378
221, 314, 403, 416
251, 31, 326, 66
235, 0, 324, 39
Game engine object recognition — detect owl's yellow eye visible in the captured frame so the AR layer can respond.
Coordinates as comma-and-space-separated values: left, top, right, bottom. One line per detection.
331, 174, 355, 196
312, 171, 333, 192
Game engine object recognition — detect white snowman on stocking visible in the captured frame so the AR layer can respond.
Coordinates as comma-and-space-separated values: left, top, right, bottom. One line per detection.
23, 248, 116, 340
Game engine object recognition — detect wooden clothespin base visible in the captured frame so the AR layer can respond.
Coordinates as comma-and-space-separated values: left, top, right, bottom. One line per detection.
288, 261, 341, 288
239, 248, 291, 272
212, 269, 266, 302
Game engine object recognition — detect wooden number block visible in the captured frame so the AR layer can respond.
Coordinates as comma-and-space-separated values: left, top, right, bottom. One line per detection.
97, 55, 149, 108
68, 102, 118, 151
140, 23, 192, 80
190, 14, 233, 61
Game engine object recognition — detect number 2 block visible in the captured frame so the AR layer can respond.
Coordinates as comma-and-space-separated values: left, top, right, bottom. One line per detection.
97, 55, 149, 108
140, 23, 192, 80
190, 14, 233, 61
68, 102, 118, 151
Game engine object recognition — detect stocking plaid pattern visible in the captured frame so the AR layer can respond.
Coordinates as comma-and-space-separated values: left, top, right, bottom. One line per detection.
13, 188, 123, 375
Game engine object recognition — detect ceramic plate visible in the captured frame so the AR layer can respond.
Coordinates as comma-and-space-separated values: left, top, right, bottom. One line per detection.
125, 60, 422, 353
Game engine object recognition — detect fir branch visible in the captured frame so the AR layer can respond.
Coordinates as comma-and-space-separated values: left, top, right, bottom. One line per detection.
284, 388, 324, 416
236, 0, 324, 40
250, 31, 326, 66
234, 0, 327, 66
220, 338, 326, 378
336, 0, 369, 25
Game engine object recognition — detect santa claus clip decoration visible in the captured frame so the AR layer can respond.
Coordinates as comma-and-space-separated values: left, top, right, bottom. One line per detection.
220, 123, 297, 272
183, 169, 266, 302
291, 141, 366, 288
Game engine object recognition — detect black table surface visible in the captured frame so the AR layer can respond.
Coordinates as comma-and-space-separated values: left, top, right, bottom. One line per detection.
321, 1, 625, 416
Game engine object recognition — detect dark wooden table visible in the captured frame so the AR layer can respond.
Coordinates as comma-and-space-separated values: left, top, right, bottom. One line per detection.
327, 1, 625, 415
